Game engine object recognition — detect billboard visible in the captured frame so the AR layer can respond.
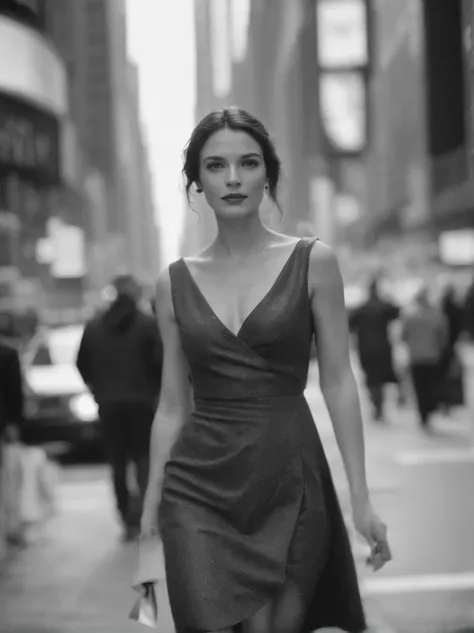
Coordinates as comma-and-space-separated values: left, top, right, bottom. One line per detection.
316, 0, 369, 156
317, 0, 368, 68
319, 70, 366, 153
0, 15, 67, 116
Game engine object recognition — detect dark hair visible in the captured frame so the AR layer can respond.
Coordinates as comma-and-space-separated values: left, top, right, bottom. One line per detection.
182, 107, 283, 213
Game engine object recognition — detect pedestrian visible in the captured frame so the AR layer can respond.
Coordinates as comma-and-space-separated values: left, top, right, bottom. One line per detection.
401, 286, 448, 428
349, 278, 400, 421
76, 274, 163, 542
139, 107, 391, 633
438, 284, 464, 411
0, 329, 25, 548
0, 333, 24, 443
463, 274, 474, 340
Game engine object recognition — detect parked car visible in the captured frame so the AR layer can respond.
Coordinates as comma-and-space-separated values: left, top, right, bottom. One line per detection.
22, 324, 102, 450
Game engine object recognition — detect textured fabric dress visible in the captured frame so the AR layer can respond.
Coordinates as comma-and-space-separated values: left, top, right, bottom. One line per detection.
159, 237, 367, 633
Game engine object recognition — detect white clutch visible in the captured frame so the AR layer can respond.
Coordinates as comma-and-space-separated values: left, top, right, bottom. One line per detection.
129, 534, 162, 628
129, 582, 158, 629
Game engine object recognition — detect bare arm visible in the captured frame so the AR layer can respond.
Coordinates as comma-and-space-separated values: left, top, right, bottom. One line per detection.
144, 267, 193, 508
309, 242, 369, 502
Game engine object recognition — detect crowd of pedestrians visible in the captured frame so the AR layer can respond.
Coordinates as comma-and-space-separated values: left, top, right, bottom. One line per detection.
349, 275, 472, 429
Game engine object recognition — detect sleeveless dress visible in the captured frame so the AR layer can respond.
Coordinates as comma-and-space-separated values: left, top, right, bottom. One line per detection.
159, 237, 366, 633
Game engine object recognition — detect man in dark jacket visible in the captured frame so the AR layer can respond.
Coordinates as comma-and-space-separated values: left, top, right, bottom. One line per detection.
0, 337, 24, 440
76, 274, 163, 541
349, 278, 400, 421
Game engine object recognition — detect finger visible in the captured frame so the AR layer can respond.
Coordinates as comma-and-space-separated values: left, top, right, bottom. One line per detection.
378, 538, 392, 563
370, 540, 392, 571
369, 523, 388, 553
372, 555, 385, 572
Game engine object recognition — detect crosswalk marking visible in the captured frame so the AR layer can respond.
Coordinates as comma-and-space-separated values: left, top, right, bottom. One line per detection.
362, 571, 474, 595
395, 448, 474, 465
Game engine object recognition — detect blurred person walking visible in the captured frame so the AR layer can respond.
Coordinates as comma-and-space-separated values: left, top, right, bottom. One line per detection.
76, 274, 163, 542
139, 108, 390, 633
463, 274, 474, 340
401, 286, 448, 428
349, 278, 400, 421
0, 334, 24, 443
0, 329, 25, 549
438, 285, 464, 411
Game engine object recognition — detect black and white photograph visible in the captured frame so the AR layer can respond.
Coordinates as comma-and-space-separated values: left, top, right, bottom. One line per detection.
0, 1, 474, 632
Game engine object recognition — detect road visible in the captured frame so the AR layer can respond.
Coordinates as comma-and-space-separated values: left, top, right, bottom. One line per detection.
0, 363, 473, 633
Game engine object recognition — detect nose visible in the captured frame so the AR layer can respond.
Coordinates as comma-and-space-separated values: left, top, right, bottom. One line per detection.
226, 164, 241, 188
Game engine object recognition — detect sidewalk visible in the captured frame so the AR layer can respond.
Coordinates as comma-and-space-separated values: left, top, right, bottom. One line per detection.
0, 480, 173, 633
304, 361, 474, 633
305, 359, 472, 501
0, 366, 472, 633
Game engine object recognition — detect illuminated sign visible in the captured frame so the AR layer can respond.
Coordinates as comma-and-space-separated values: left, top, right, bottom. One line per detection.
317, 0, 368, 68
319, 71, 366, 153
0, 15, 67, 116
439, 229, 474, 265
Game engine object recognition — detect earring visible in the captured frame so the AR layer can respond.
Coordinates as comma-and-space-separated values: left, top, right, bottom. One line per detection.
196, 187, 203, 193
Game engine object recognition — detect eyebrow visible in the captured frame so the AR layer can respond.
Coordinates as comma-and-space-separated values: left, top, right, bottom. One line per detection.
203, 152, 262, 161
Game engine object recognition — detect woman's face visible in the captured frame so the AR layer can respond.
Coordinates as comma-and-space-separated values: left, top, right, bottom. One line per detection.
198, 128, 267, 219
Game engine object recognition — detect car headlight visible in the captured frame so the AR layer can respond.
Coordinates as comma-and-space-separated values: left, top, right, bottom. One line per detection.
69, 393, 98, 422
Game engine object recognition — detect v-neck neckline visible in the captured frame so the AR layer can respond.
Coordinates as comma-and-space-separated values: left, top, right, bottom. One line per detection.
180, 239, 303, 340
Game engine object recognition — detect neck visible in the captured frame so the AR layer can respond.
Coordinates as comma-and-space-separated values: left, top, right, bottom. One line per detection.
213, 212, 270, 259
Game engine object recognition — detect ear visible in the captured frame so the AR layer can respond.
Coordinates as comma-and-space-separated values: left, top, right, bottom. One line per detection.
196, 183, 203, 193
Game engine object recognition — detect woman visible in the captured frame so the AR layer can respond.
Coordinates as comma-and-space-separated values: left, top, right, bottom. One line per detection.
141, 108, 391, 633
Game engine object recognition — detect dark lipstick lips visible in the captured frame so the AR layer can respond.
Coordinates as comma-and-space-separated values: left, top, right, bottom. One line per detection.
222, 194, 247, 200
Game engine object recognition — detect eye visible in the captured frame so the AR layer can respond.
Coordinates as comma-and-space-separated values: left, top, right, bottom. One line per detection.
242, 159, 260, 168
206, 161, 224, 170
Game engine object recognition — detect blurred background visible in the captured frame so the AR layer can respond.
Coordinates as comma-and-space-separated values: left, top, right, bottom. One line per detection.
1, 0, 474, 327
1, 0, 474, 632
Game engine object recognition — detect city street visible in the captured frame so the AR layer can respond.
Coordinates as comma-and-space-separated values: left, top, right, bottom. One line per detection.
2, 1, 474, 633
0, 364, 473, 633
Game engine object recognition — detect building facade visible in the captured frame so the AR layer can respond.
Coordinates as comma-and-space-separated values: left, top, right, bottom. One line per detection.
45, 0, 160, 298
234, 0, 321, 238
366, 0, 474, 269
0, 0, 71, 323
122, 61, 161, 285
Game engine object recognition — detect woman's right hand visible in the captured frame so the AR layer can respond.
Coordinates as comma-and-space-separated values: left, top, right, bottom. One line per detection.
140, 494, 161, 540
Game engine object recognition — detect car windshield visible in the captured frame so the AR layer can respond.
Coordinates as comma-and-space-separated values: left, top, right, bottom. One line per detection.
31, 326, 83, 367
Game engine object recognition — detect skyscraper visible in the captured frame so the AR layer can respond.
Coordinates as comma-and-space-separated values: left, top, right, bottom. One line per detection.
45, 0, 160, 285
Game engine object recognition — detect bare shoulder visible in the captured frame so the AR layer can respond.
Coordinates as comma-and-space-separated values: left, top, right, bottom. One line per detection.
308, 240, 343, 295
